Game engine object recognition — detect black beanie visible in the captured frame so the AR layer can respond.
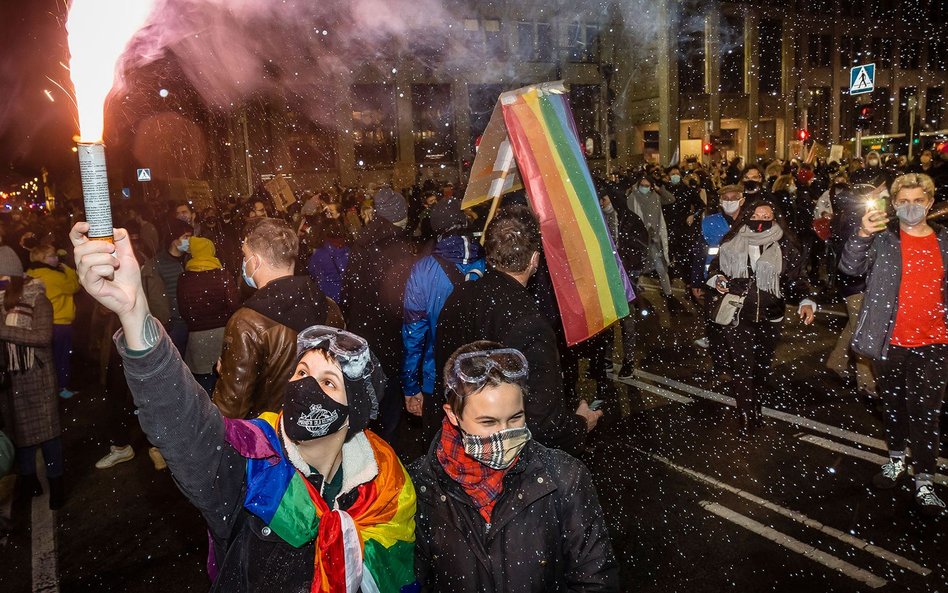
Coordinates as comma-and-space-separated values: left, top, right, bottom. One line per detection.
163, 219, 193, 246
430, 198, 469, 235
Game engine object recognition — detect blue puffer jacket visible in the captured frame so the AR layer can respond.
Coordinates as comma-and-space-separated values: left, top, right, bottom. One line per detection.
307, 241, 350, 303
401, 234, 485, 396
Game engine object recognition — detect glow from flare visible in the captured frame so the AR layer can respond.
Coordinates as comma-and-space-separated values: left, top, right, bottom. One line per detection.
66, 1, 154, 142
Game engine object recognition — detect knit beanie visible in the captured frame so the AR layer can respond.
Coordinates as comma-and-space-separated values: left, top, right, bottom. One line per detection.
0, 246, 24, 277
163, 219, 193, 247
430, 198, 469, 235
373, 187, 408, 224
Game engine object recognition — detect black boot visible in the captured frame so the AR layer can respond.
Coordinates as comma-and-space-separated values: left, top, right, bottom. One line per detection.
48, 476, 65, 510
15, 474, 42, 502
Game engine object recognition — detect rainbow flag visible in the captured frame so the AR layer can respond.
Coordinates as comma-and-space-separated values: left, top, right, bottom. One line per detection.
501, 85, 634, 345
236, 413, 417, 593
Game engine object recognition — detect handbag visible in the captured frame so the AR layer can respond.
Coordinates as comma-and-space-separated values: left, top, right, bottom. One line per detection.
710, 292, 745, 326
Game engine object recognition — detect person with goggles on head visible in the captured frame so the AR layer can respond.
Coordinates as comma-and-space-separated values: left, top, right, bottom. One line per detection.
409, 341, 619, 593
69, 222, 418, 592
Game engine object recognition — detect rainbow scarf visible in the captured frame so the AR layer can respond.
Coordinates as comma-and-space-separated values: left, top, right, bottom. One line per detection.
502, 88, 634, 345
228, 413, 418, 593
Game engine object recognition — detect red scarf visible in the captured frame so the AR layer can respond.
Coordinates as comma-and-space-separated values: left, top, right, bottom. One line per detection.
436, 418, 509, 523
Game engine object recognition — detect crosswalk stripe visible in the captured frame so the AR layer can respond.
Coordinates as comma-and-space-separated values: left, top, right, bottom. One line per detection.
699, 501, 888, 589
798, 434, 948, 487
31, 473, 58, 593
635, 448, 932, 577
628, 369, 948, 470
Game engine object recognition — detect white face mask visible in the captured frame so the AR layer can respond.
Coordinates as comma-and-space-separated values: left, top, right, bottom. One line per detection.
721, 200, 741, 215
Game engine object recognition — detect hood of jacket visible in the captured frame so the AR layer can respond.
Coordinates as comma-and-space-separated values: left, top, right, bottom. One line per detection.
433, 233, 484, 266
243, 275, 329, 332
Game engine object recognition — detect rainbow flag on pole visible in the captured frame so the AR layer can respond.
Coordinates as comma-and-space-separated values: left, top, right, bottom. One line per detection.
497, 83, 633, 345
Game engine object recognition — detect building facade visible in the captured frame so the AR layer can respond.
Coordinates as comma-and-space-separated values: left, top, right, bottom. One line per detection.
113, 0, 946, 203
616, 0, 947, 166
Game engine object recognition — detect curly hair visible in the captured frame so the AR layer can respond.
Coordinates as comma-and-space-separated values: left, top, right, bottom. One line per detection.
484, 205, 541, 274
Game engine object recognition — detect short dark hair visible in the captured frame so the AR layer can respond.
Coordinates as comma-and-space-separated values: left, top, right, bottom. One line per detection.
243, 217, 298, 268
484, 205, 541, 274
444, 340, 527, 418
163, 219, 193, 246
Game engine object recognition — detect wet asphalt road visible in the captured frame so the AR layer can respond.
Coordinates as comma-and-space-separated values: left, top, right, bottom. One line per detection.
1, 280, 945, 592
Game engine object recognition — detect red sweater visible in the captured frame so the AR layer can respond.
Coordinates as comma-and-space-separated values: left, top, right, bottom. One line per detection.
890, 231, 948, 347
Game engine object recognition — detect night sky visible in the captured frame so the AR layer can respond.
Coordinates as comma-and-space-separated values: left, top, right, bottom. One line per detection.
0, 0, 76, 184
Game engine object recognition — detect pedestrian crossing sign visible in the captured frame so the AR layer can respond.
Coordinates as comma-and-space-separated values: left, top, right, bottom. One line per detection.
137, 168, 152, 182
849, 64, 875, 96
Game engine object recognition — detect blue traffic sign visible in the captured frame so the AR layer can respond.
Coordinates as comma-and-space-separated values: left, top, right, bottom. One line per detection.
849, 63, 875, 96
137, 168, 152, 182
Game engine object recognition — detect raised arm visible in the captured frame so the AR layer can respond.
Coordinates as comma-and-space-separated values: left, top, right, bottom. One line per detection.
70, 223, 244, 540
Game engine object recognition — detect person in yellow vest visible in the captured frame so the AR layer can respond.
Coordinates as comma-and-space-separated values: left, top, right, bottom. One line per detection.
27, 245, 80, 399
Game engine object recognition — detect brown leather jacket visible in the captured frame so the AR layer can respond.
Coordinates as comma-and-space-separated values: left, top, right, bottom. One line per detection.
212, 275, 344, 419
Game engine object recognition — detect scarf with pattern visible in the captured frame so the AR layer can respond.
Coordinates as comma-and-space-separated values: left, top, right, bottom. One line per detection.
436, 418, 511, 523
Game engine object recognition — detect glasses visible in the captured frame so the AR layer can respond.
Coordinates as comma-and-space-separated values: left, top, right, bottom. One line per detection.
296, 325, 373, 380
447, 348, 529, 395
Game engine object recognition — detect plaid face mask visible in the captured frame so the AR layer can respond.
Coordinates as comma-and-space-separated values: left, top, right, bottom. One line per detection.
461, 426, 532, 470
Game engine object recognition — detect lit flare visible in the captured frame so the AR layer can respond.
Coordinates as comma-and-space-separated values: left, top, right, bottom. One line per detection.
66, 1, 154, 141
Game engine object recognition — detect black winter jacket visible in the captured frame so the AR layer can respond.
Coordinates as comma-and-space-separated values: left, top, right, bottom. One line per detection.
708, 236, 812, 322
434, 270, 588, 455
340, 218, 416, 374
839, 222, 948, 360
408, 435, 620, 593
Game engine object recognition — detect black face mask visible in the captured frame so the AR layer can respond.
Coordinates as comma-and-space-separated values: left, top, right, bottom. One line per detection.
282, 377, 349, 441
746, 220, 774, 233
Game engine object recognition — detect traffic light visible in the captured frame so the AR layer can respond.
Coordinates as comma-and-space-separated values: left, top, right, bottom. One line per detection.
855, 104, 874, 130
703, 141, 713, 155
798, 129, 810, 142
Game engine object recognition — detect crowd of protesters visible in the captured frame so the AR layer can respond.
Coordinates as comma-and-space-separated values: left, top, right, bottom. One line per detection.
0, 141, 946, 590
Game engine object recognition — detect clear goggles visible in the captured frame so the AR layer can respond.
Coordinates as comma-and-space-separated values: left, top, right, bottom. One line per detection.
296, 325, 372, 380
446, 348, 529, 394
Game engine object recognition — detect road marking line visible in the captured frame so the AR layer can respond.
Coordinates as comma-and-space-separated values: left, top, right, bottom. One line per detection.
699, 501, 888, 589
630, 369, 948, 469
635, 447, 932, 577
611, 375, 695, 404
31, 476, 59, 593
798, 434, 948, 487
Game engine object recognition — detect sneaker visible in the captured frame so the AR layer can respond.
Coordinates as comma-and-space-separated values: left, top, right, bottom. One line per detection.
95, 445, 135, 469
871, 458, 906, 490
915, 484, 946, 517
616, 362, 635, 380
58, 388, 76, 400
694, 337, 710, 349
148, 447, 167, 471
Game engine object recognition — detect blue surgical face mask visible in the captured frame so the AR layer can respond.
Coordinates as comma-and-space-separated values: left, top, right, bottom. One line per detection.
895, 202, 927, 226
241, 255, 258, 289
638, 185, 651, 195
670, 174, 681, 185
178, 238, 190, 253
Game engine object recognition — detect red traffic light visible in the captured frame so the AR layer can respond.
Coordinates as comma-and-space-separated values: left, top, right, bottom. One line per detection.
703, 142, 713, 154
798, 129, 810, 141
